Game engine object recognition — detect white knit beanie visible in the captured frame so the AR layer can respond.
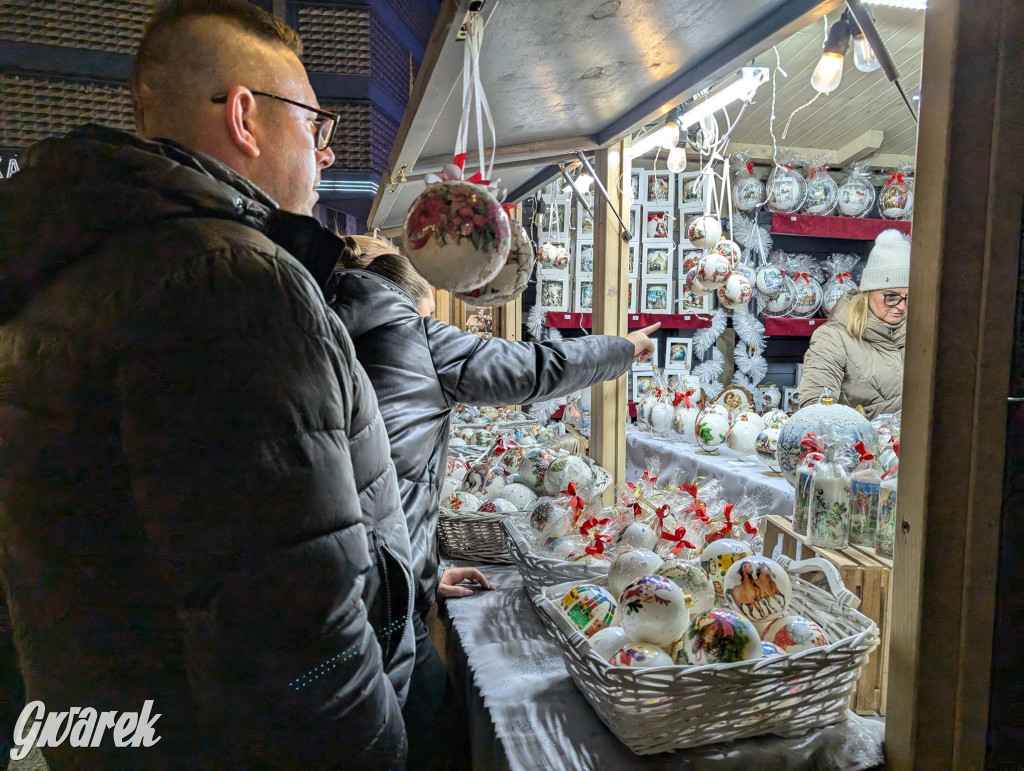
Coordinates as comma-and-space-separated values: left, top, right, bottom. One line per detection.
859, 229, 911, 291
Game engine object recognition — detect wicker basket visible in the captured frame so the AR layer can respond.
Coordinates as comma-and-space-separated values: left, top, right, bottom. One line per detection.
502, 515, 610, 603
437, 507, 514, 564
536, 556, 880, 755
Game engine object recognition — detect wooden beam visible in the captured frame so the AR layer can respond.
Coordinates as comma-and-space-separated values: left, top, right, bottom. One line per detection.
497, 206, 524, 342
834, 129, 885, 165
884, 0, 1023, 765
728, 140, 914, 170
590, 138, 630, 499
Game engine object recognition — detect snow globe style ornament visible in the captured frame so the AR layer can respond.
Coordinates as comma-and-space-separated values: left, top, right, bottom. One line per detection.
837, 160, 876, 217
717, 273, 754, 309
879, 164, 914, 220
700, 538, 754, 597
731, 152, 766, 212
656, 560, 716, 617
682, 608, 762, 665
801, 157, 839, 216
618, 574, 689, 648
455, 219, 535, 306
560, 584, 617, 637
760, 614, 828, 653
765, 156, 807, 214
694, 408, 730, 453
776, 394, 877, 486
723, 556, 792, 624
687, 215, 723, 250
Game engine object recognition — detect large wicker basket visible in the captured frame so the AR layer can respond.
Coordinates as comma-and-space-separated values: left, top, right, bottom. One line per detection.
502, 515, 610, 603
437, 507, 514, 564
536, 556, 880, 755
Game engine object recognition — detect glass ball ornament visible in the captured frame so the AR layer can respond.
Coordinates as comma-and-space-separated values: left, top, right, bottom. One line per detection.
880, 178, 914, 220
694, 408, 731, 453
723, 556, 792, 624
802, 174, 840, 216
609, 642, 674, 668
762, 275, 797, 316
760, 614, 829, 653
755, 265, 786, 298
789, 278, 823, 318
455, 220, 535, 306
618, 574, 690, 648
543, 454, 595, 495
687, 215, 723, 250
682, 608, 763, 665
717, 273, 754, 309
696, 253, 732, 290
403, 180, 511, 292
559, 584, 617, 637
765, 166, 807, 214
608, 548, 664, 599
776, 399, 877, 485
712, 239, 742, 264
755, 426, 783, 471
837, 175, 876, 217
656, 560, 715, 617
732, 174, 766, 212
528, 496, 573, 538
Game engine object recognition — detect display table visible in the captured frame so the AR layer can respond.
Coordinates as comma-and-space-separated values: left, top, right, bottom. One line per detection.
626, 428, 794, 520
441, 564, 884, 770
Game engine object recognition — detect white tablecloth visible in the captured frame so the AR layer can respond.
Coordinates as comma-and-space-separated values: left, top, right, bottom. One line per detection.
442, 564, 884, 771
626, 428, 796, 520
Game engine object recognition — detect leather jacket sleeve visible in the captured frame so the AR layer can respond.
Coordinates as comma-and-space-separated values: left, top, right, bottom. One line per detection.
423, 319, 635, 407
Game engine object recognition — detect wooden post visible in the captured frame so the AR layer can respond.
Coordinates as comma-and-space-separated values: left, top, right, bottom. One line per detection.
885, 0, 1024, 765
590, 139, 630, 496
497, 206, 523, 342
433, 288, 453, 325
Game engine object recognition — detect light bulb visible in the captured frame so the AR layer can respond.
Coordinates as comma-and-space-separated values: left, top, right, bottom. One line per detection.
659, 121, 681, 150
573, 172, 594, 194
853, 35, 881, 72
666, 146, 687, 174
811, 52, 845, 94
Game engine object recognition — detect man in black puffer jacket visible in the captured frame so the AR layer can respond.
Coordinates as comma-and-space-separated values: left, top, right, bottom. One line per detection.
0, 3, 412, 768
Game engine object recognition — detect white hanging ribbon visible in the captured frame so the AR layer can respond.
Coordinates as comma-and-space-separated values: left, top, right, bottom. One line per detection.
453, 13, 497, 183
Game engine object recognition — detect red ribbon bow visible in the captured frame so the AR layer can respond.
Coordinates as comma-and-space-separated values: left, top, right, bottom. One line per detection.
722, 503, 734, 527
673, 390, 695, 409
794, 272, 811, 284
501, 203, 517, 218
745, 161, 755, 176
579, 516, 610, 537
654, 504, 671, 522
783, 164, 795, 170
835, 272, 853, 284
799, 433, 823, 463
854, 441, 875, 463
641, 471, 658, 485
453, 153, 467, 170
661, 526, 697, 553
893, 441, 900, 458
744, 520, 759, 536
493, 438, 507, 455
585, 534, 612, 556
631, 502, 643, 519
682, 482, 699, 499
561, 483, 586, 524
885, 172, 906, 187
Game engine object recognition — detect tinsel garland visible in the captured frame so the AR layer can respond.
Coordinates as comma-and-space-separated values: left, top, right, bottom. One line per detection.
692, 308, 728, 357
734, 342, 769, 385
731, 212, 773, 265
528, 397, 563, 424
693, 348, 724, 399
731, 305, 766, 351
527, 303, 546, 341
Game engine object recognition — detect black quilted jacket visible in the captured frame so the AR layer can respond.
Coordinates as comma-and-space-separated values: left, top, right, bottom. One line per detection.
0, 126, 413, 769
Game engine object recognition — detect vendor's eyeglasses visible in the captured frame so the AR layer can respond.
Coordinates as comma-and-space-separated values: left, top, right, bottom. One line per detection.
211, 90, 339, 151
882, 293, 909, 308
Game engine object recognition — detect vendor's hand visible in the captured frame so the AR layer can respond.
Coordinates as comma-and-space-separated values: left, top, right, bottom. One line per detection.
437, 567, 494, 599
626, 323, 661, 361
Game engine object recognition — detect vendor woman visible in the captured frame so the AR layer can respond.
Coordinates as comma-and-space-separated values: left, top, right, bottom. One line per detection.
798, 229, 910, 419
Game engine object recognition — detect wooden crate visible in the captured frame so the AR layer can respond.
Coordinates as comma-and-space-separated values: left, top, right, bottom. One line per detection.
764, 515, 892, 716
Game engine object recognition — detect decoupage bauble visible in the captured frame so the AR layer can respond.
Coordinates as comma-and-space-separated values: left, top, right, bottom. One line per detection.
732, 175, 766, 212
762, 275, 797, 316
560, 584, 617, 637
446, 456, 471, 484
546, 535, 587, 561
518, 448, 555, 491
701, 403, 732, 421
472, 429, 494, 446
403, 180, 511, 293
517, 434, 537, 448
455, 220, 534, 306
822, 275, 858, 316
723, 556, 792, 624
765, 167, 807, 214
683, 608, 763, 665
528, 496, 573, 538
755, 265, 786, 298
588, 626, 629, 661
700, 538, 754, 596
457, 427, 476, 442
500, 482, 538, 509
608, 548, 664, 598
618, 574, 689, 648
777, 401, 877, 485
687, 215, 723, 250
789, 278, 823, 318
755, 427, 783, 471
761, 409, 789, 429
655, 560, 715, 617
725, 412, 765, 456
498, 446, 527, 473
717, 273, 754, 309
760, 614, 829, 653
880, 181, 913, 220
479, 406, 501, 421
445, 489, 482, 512
837, 176, 875, 217
802, 175, 840, 216
673, 406, 700, 443
696, 254, 732, 290
647, 401, 675, 437
449, 437, 467, 447
463, 464, 508, 497
687, 269, 715, 297
554, 246, 572, 269
712, 239, 743, 264
761, 641, 784, 657
543, 455, 595, 495
694, 409, 730, 453
609, 642, 674, 668
439, 475, 462, 503
536, 427, 558, 445
537, 242, 559, 266
615, 522, 658, 551
477, 497, 519, 514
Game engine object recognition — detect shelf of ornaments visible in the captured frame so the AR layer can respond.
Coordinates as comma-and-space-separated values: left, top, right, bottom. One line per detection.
545, 312, 712, 329
551, 402, 641, 420
768, 213, 911, 241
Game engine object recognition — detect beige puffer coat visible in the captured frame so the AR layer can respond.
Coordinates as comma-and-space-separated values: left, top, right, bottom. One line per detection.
798, 293, 905, 419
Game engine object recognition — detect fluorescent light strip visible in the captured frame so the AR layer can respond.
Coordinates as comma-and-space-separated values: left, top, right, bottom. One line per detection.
866, 0, 926, 9
317, 182, 379, 193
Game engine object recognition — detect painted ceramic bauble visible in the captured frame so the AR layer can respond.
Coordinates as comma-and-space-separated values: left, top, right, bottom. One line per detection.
618, 575, 689, 648
673, 406, 700, 443
608, 548, 664, 598
761, 641, 784, 657
681, 250, 703, 275
588, 626, 629, 661
655, 560, 715, 617
498, 446, 527, 474
755, 265, 786, 298
518, 448, 555, 491
528, 496, 573, 538
822, 275, 858, 316
755, 427, 783, 470
788, 278, 823, 318
725, 412, 765, 456
477, 497, 519, 514
536, 427, 558, 445
760, 614, 829, 653
647, 401, 676, 437
517, 434, 537, 448
537, 242, 559, 266
463, 464, 508, 497
446, 456, 471, 484
683, 608, 763, 665
762, 275, 797, 316
545, 535, 588, 561
439, 476, 462, 503
457, 427, 476, 442
837, 175, 875, 217
455, 220, 534, 306
472, 429, 494, 446
403, 180, 510, 293
712, 239, 743, 264
500, 482, 538, 510
615, 522, 658, 551
445, 490, 482, 512
479, 406, 501, 421
700, 538, 754, 596
765, 167, 807, 214
694, 409, 730, 453
732, 174, 766, 212
802, 175, 840, 216
717, 273, 754, 310
572, 552, 612, 566
723, 556, 792, 624
683, 268, 714, 297
543, 455, 595, 495
448, 437, 467, 447
687, 215, 722, 250
733, 410, 766, 431
761, 409, 789, 429
777, 401, 877, 485
880, 180, 913, 220
609, 642, 674, 668
559, 584, 617, 637
701, 403, 732, 421
695, 254, 732, 290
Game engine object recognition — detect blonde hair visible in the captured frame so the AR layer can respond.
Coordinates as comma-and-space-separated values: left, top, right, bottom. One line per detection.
845, 292, 870, 341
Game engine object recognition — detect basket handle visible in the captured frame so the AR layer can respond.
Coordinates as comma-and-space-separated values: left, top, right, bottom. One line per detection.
773, 555, 861, 609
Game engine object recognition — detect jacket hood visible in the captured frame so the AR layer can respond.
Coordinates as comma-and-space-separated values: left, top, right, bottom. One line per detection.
329, 270, 421, 339
829, 291, 906, 348
0, 125, 341, 322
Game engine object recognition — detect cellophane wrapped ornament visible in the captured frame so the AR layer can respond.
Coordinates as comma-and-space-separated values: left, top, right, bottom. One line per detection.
807, 434, 853, 549
646, 389, 676, 438
455, 218, 535, 306
836, 160, 876, 218
821, 253, 860, 316
731, 152, 766, 213
765, 152, 807, 214
849, 441, 881, 547
671, 388, 700, 444
876, 456, 899, 559
879, 162, 914, 221
785, 253, 824, 318
801, 156, 839, 216
791, 433, 824, 534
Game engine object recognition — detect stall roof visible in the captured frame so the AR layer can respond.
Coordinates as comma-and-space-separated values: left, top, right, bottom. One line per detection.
369, 0, 844, 232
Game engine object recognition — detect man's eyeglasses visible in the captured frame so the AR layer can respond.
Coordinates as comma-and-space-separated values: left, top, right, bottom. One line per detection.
211, 90, 339, 151
882, 293, 909, 308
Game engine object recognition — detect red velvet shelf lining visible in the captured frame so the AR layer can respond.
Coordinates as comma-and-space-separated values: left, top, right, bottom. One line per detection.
769, 213, 911, 240
545, 312, 713, 329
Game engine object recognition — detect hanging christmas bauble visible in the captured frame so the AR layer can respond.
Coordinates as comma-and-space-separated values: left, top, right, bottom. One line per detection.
403, 180, 511, 293
762, 275, 797, 316
880, 180, 913, 220
536, 242, 559, 267
560, 584, 617, 637
681, 250, 703, 275
439, 475, 461, 503
765, 167, 807, 213
789, 277, 823, 318
717, 273, 754, 309
761, 408, 789, 429
755, 426, 783, 470
696, 254, 732, 290
754, 266, 786, 298
694, 408, 730, 452
687, 215, 723, 250
802, 175, 840, 216
723, 556, 792, 624
455, 220, 535, 306
618, 574, 690, 648
821, 275, 859, 316
712, 239, 743, 264
682, 608, 763, 665
684, 267, 714, 297
776, 399, 877, 485
552, 245, 572, 269
732, 175, 766, 212
837, 175, 875, 217
463, 463, 508, 497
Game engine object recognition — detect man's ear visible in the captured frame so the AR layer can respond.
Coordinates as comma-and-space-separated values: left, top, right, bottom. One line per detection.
223, 85, 261, 159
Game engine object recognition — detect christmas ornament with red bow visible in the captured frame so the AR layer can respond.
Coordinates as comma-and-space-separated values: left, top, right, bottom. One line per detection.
731, 151, 766, 212
821, 253, 861, 315
801, 156, 839, 216
879, 162, 914, 221
785, 253, 824, 319
837, 160, 876, 217
765, 152, 807, 214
